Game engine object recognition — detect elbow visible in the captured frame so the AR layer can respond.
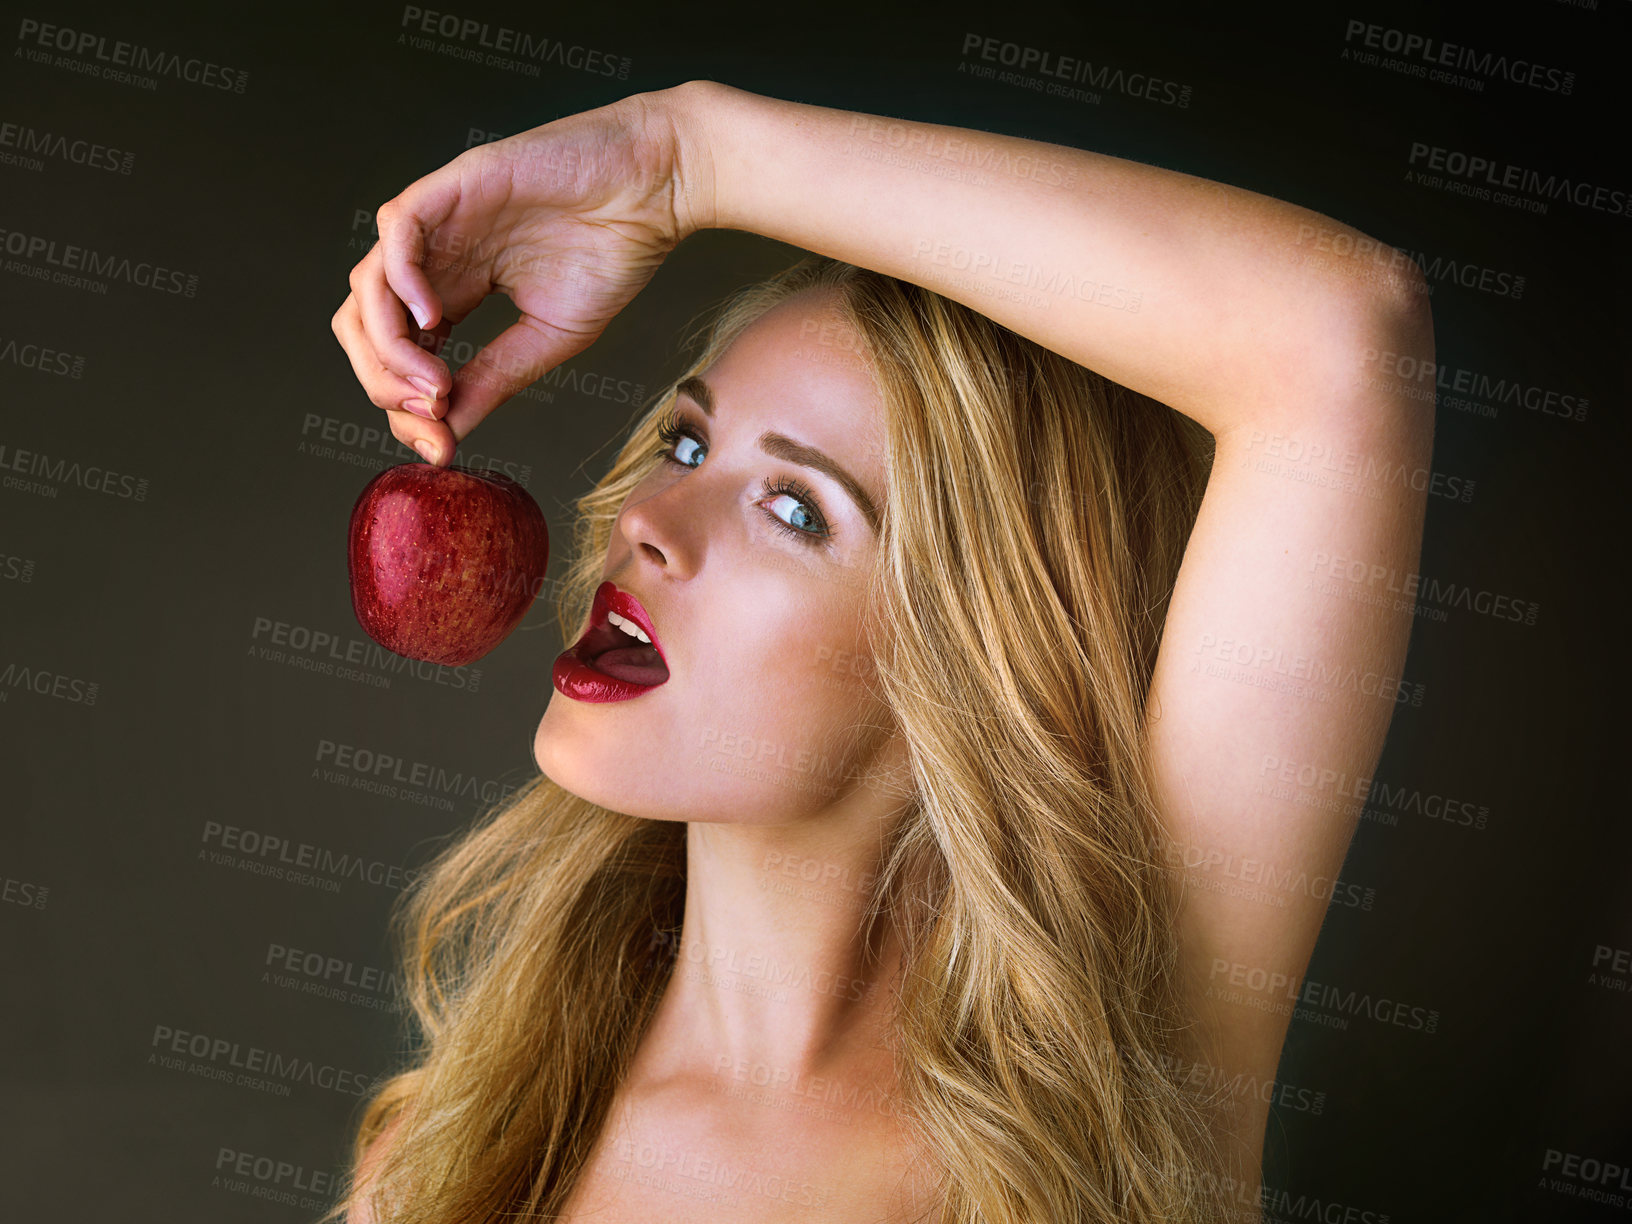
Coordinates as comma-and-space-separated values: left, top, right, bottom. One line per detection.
1311, 231, 1435, 369
1374, 252, 1435, 362
1300, 254, 1437, 450
1359, 255, 1436, 411
1333, 240, 1435, 366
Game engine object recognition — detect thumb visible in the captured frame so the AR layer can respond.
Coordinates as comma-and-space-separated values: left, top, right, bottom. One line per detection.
439, 314, 602, 443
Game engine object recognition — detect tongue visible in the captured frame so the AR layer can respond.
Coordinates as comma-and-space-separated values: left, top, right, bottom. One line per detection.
589, 644, 669, 685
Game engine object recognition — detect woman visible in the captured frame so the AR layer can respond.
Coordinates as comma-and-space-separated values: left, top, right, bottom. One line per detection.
327, 80, 1434, 1223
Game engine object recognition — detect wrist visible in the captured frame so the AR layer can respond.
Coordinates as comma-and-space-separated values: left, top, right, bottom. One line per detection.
648, 79, 723, 240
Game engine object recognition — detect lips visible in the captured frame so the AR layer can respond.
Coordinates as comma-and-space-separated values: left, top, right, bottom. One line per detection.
552, 581, 670, 702
599, 582, 666, 661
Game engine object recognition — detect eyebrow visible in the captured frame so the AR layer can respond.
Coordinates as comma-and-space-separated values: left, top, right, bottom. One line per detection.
675, 375, 881, 535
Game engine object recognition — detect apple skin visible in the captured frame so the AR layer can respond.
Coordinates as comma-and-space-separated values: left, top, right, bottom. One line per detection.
348, 462, 549, 667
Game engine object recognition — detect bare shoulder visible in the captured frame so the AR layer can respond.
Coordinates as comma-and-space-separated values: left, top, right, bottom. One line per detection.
347, 1112, 408, 1224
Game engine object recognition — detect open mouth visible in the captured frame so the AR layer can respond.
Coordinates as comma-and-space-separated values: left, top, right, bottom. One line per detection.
573, 582, 670, 686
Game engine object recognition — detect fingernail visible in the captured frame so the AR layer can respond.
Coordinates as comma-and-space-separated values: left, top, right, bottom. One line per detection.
408, 375, 438, 399
413, 440, 438, 464
403, 398, 436, 419
408, 301, 430, 329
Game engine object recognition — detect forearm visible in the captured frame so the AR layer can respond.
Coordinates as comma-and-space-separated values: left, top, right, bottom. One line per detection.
663, 78, 1425, 436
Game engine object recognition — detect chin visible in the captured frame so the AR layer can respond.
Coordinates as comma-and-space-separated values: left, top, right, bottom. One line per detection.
532, 702, 576, 788
532, 705, 668, 819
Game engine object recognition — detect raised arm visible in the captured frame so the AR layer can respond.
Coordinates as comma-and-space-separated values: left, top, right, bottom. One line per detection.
665, 78, 1436, 1197
663, 78, 1429, 434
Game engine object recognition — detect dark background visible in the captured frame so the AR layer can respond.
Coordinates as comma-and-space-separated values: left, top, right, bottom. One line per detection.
1, 1, 1624, 1220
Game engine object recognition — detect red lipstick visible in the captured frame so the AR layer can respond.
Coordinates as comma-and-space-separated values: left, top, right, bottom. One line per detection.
552, 581, 670, 703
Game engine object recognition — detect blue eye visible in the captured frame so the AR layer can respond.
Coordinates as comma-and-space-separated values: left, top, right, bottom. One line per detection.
653, 411, 706, 470
669, 431, 704, 469
754, 474, 831, 544
653, 405, 834, 546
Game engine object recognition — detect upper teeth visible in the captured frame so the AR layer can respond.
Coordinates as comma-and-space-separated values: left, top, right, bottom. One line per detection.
607, 611, 651, 644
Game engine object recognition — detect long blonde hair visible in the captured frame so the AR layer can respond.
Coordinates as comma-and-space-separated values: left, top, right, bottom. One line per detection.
323, 255, 1235, 1222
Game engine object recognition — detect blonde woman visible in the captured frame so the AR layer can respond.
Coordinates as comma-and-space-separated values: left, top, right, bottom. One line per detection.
328, 80, 1433, 1223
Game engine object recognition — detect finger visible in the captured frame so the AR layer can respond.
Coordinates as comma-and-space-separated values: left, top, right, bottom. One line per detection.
349, 243, 450, 409
385, 403, 458, 467
331, 288, 439, 419
376, 180, 463, 335
440, 315, 601, 443
331, 295, 457, 465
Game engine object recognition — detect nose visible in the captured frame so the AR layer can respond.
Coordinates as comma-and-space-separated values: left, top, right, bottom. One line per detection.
617, 477, 702, 580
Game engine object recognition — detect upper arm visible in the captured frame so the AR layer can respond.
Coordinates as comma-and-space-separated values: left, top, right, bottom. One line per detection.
1142, 269, 1435, 1110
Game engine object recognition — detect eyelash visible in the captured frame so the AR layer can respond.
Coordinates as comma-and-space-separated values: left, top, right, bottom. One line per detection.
653, 405, 835, 547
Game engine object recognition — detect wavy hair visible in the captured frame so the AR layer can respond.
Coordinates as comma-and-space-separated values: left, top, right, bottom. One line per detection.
321, 254, 1236, 1223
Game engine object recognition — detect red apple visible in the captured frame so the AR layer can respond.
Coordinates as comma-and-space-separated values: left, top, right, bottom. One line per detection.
348, 462, 549, 667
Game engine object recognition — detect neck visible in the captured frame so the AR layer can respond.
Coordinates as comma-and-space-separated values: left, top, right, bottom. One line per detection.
642, 810, 908, 1102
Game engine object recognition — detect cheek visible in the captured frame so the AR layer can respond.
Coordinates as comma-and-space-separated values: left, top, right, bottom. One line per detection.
681, 648, 883, 810
698, 616, 881, 750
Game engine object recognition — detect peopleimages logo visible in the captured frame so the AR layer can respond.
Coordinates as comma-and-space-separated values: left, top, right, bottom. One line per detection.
149, 1024, 375, 1097
0, 225, 199, 295
0, 660, 98, 705
0, 551, 35, 583
0, 119, 133, 174
959, 32, 1193, 107
1207, 958, 1441, 1034
263, 940, 402, 1011
1360, 349, 1587, 424
249, 615, 482, 693
0, 442, 147, 499
1406, 142, 1632, 220
199, 820, 423, 893
1257, 753, 1492, 833
1194, 633, 1427, 708
314, 737, 520, 809
1343, 20, 1576, 94
14, 18, 250, 92
0, 335, 86, 377
1540, 1148, 1632, 1207
396, 5, 631, 79
214, 1147, 340, 1211
1290, 223, 1528, 303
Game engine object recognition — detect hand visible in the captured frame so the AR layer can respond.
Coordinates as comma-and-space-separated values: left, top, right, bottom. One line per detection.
330, 85, 708, 466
